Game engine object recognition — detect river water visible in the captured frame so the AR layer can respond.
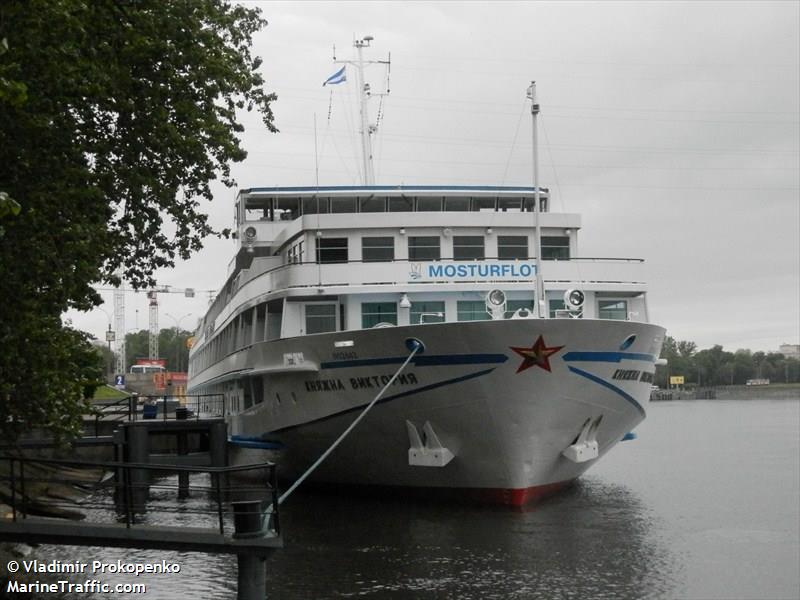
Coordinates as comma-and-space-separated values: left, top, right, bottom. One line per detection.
40, 399, 800, 599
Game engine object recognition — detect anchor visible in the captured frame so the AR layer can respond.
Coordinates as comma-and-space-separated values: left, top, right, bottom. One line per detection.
562, 416, 602, 463
406, 421, 454, 467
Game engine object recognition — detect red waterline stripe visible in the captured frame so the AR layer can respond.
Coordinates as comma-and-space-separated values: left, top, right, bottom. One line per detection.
471, 479, 575, 506
282, 478, 576, 507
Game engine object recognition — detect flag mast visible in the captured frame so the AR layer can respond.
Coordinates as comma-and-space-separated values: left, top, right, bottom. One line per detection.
332, 36, 390, 186
354, 38, 373, 185
527, 81, 546, 319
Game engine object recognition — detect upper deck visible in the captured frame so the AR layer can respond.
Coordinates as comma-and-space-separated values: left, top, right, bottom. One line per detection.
189, 185, 651, 373
233, 185, 556, 253
237, 185, 551, 223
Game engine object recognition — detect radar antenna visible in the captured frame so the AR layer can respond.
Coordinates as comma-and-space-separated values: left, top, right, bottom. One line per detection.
333, 35, 390, 185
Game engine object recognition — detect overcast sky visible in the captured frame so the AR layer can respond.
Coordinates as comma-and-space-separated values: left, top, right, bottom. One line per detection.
66, 1, 799, 354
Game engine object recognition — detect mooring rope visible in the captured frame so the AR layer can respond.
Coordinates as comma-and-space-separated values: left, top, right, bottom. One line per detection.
277, 338, 424, 505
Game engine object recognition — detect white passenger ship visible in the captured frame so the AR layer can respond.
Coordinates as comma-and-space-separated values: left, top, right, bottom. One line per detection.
187, 39, 665, 505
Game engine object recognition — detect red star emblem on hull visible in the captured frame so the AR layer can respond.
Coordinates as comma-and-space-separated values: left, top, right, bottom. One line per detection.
510, 335, 565, 373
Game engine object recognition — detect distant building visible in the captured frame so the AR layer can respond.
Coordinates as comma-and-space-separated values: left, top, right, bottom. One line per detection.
778, 344, 800, 359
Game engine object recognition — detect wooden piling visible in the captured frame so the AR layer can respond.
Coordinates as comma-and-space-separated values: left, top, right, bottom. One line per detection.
232, 500, 268, 600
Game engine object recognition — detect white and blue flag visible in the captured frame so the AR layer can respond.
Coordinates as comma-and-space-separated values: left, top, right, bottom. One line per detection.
323, 66, 346, 86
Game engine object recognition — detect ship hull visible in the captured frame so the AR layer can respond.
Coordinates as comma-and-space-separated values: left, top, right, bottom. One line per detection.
190, 318, 665, 506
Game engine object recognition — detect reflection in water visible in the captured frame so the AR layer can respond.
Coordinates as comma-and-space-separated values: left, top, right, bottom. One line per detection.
265, 478, 678, 599
42, 474, 674, 599
34, 400, 799, 599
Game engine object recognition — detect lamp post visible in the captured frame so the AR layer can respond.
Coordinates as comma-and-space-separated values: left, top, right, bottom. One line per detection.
97, 307, 115, 380
165, 312, 192, 372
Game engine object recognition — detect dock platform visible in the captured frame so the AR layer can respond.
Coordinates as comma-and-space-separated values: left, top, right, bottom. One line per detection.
0, 517, 281, 556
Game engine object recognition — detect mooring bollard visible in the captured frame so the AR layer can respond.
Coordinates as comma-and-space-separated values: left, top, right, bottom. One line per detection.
126, 424, 150, 513
232, 500, 267, 600
176, 406, 190, 498
209, 420, 228, 492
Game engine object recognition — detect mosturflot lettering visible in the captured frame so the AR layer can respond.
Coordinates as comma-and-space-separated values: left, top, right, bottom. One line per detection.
427, 263, 535, 279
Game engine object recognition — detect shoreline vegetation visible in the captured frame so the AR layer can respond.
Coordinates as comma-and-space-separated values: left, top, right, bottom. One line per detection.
654, 336, 799, 389
652, 383, 800, 401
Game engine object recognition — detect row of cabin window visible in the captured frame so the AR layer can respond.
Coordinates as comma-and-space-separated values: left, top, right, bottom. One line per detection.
193, 302, 282, 372
193, 297, 632, 371
312, 235, 570, 264
309, 298, 630, 333
246, 195, 549, 221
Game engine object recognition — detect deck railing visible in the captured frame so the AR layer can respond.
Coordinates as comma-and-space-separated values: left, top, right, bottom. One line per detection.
0, 455, 279, 536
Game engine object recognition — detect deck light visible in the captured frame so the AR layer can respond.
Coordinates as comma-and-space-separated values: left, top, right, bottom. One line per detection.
485, 289, 507, 320
564, 289, 585, 312
399, 293, 411, 309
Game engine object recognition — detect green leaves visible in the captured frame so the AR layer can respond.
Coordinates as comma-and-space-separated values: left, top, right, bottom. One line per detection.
0, 0, 276, 442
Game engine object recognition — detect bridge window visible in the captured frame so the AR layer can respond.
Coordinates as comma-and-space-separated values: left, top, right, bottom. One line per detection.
473, 197, 496, 212
254, 303, 266, 342
453, 236, 485, 261
457, 300, 490, 321
360, 196, 386, 212
408, 236, 441, 261
302, 197, 329, 214
305, 304, 338, 334
362, 237, 394, 262
276, 197, 300, 221
316, 237, 348, 263
599, 300, 628, 321
445, 197, 469, 211
287, 240, 304, 264
498, 198, 522, 212
389, 197, 413, 212
411, 301, 445, 324
331, 197, 357, 213
523, 197, 548, 212
417, 197, 442, 212
541, 236, 570, 260
266, 298, 283, 341
498, 236, 528, 260
549, 299, 566, 318
506, 299, 535, 318
252, 376, 264, 405
362, 302, 397, 328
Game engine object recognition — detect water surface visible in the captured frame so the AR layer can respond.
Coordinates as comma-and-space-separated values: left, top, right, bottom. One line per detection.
42, 399, 800, 599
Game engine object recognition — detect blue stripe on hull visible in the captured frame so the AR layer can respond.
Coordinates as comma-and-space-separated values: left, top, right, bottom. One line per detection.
320, 353, 508, 370
269, 367, 496, 434
567, 366, 646, 417
562, 351, 656, 364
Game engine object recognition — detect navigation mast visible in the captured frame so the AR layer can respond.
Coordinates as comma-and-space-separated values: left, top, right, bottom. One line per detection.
334, 36, 390, 185
527, 82, 547, 319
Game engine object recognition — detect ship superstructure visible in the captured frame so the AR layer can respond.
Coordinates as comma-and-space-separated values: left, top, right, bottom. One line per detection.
187, 37, 664, 505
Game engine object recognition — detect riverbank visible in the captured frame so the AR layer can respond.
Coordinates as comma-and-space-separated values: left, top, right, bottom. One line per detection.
653, 383, 800, 401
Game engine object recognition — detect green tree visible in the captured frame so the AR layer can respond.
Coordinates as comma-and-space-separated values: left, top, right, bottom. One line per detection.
93, 340, 118, 381
732, 349, 754, 385
657, 335, 695, 387
124, 331, 151, 372
0, 0, 275, 442
123, 328, 190, 372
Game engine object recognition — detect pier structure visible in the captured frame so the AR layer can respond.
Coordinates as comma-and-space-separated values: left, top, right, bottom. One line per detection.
1, 393, 282, 600
0, 455, 281, 600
